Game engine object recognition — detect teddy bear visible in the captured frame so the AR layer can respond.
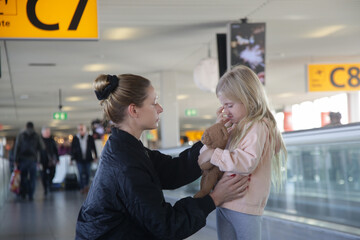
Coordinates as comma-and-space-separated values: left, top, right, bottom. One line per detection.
194, 122, 229, 198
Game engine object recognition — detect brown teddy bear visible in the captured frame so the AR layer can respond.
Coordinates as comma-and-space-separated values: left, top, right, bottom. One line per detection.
194, 122, 229, 198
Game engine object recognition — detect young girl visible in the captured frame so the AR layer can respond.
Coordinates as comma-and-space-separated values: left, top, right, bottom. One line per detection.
198, 65, 287, 240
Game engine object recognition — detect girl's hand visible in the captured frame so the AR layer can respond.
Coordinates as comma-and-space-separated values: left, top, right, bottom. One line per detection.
216, 106, 234, 131
216, 106, 226, 123
209, 174, 250, 206
198, 148, 215, 166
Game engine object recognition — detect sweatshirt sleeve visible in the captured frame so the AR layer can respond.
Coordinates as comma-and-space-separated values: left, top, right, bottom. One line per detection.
210, 121, 269, 175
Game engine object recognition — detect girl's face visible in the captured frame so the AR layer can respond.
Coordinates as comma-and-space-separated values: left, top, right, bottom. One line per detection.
218, 94, 247, 124
137, 85, 163, 130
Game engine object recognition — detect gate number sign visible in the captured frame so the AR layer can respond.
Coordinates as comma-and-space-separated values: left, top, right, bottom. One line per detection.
0, 0, 98, 39
307, 63, 360, 92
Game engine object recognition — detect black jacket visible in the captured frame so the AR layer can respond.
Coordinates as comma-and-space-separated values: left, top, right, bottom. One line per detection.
41, 137, 59, 166
76, 128, 215, 240
14, 129, 45, 164
71, 134, 97, 162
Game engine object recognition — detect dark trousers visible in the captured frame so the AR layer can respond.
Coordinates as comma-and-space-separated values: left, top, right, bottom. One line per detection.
41, 163, 56, 194
76, 162, 91, 190
19, 159, 37, 199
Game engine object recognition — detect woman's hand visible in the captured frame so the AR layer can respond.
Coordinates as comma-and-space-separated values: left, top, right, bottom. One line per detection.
209, 174, 250, 206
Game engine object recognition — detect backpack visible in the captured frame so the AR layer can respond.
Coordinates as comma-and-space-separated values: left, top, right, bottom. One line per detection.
19, 133, 37, 157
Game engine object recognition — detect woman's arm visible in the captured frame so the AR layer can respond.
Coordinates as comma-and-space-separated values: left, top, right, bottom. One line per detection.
119, 164, 249, 240
147, 141, 203, 189
119, 164, 213, 240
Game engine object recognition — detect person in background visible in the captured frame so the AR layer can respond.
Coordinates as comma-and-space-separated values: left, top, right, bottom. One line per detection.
58, 139, 71, 156
71, 124, 97, 194
41, 126, 59, 196
198, 65, 287, 240
76, 74, 250, 239
326, 112, 342, 127
8, 139, 16, 173
14, 122, 45, 201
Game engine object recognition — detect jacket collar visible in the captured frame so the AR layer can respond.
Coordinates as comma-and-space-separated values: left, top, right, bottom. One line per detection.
111, 127, 145, 149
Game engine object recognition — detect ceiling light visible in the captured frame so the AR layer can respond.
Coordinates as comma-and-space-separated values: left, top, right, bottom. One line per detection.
177, 95, 189, 100
83, 64, 108, 72
306, 25, 345, 38
49, 121, 59, 127
20, 94, 29, 100
74, 83, 93, 89
0, 125, 12, 130
57, 125, 72, 130
66, 96, 84, 102
202, 115, 214, 119
62, 106, 75, 111
277, 93, 295, 98
103, 27, 139, 40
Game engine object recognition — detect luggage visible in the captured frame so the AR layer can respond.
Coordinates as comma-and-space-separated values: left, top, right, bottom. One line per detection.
64, 173, 79, 190
64, 163, 79, 190
10, 168, 21, 194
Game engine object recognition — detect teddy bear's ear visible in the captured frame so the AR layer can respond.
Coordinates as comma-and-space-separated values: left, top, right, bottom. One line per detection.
201, 131, 209, 145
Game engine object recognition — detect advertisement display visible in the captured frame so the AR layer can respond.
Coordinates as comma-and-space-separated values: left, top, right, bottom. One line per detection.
228, 22, 266, 84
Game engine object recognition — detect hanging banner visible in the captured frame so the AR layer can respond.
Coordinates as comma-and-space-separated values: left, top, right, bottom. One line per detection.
307, 63, 360, 92
228, 22, 266, 84
0, 0, 98, 40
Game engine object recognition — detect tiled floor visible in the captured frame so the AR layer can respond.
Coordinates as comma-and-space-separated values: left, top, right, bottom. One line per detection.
2, 178, 359, 240
0, 179, 217, 240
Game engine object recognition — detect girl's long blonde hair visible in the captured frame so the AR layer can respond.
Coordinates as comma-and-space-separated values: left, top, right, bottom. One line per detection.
216, 65, 287, 190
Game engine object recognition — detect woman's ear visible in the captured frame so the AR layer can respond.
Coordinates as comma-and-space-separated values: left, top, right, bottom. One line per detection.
127, 104, 138, 118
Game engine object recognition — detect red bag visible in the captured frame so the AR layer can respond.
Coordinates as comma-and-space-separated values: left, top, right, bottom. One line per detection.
10, 169, 21, 194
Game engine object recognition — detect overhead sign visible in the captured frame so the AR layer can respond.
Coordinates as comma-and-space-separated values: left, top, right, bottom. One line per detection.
53, 112, 67, 120
0, 0, 98, 39
185, 109, 197, 117
308, 63, 360, 92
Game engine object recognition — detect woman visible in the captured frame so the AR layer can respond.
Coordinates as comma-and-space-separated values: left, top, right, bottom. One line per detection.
76, 74, 249, 239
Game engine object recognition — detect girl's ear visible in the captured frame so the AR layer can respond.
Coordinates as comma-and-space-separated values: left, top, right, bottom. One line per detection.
127, 104, 138, 118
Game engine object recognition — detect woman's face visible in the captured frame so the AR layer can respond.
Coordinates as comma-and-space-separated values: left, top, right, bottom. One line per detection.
218, 94, 246, 124
137, 85, 163, 130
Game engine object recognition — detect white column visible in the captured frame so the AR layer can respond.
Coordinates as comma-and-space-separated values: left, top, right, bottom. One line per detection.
347, 92, 360, 123
160, 71, 180, 148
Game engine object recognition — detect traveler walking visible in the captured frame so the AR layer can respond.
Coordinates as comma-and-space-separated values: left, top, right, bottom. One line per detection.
41, 126, 59, 195
14, 122, 45, 201
71, 124, 97, 194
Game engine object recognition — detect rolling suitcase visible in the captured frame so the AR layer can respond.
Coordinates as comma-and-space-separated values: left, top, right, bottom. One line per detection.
64, 163, 79, 190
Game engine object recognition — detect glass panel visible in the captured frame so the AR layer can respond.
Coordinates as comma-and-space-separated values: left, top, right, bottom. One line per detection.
267, 141, 360, 228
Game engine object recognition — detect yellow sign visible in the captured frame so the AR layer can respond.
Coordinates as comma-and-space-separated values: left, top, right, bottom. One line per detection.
0, 0, 98, 39
185, 130, 204, 142
308, 63, 360, 92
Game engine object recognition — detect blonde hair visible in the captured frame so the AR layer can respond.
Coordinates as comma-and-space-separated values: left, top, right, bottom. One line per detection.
93, 74, 151, 125
216, 65, 287, 190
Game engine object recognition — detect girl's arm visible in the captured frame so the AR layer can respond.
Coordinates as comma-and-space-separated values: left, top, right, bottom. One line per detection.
210, 121, 269, 174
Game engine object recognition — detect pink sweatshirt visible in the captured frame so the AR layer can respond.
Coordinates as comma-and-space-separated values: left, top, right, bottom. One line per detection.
200, 120, 276, 216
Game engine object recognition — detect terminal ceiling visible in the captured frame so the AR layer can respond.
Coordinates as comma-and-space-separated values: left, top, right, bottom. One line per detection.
0, 0, 360, 138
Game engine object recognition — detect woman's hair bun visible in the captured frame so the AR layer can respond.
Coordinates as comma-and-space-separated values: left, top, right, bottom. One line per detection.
94, 75, 119, 100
